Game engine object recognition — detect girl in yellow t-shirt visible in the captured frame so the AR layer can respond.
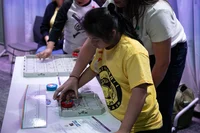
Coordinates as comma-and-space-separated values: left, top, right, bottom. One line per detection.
54, 4, 162, 133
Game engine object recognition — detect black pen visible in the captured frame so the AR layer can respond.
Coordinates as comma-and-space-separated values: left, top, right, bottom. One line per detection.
92, 116, 111, 132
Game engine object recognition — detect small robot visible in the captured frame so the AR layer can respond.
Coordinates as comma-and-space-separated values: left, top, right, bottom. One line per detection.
61, 99, 74, 108
60, 90, 75, 108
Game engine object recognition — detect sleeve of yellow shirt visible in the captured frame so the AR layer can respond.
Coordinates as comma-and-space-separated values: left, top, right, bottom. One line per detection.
126, 53, 154, 90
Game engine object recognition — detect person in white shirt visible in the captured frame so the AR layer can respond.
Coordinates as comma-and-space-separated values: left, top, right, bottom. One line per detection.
36, 0, 99, 56
42, 0, 187, 133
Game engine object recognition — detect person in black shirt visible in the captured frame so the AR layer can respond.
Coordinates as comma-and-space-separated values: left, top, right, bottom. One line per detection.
36, 0, 64, 54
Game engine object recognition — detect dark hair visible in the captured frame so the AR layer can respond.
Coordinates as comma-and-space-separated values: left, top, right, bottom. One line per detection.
124, 0, 159, 28
82, 3, 143, 44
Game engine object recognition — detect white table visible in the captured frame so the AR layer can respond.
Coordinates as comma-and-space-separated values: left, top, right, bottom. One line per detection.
1, 57, 120, 133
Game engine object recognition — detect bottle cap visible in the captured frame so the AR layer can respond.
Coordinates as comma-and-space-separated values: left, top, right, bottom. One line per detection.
46, 83, 58, 91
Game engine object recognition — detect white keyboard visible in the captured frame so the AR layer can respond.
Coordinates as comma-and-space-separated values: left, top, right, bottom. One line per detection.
23, 55, 76, 77
22, 84, 47, 129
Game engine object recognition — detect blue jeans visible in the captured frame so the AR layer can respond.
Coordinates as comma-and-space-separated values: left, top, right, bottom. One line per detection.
150, 42, 187, 133
36, 46, 64, 54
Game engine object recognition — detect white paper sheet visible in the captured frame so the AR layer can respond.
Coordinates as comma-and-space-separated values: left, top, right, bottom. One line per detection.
49, 118, 112, 133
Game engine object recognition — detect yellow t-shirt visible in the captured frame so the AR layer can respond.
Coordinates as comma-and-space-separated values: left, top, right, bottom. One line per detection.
90, 35, 162, 133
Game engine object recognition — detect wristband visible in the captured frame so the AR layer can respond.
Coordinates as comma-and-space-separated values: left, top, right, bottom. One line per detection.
69, 75, 79, 80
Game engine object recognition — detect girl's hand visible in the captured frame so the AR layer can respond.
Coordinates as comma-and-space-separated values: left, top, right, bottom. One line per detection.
53, 77, 79, 102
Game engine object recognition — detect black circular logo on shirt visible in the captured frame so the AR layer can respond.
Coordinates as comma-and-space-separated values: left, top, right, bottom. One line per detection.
99, 66, 122, 110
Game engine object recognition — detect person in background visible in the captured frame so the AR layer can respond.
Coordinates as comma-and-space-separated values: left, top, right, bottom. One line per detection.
36, 0, 64, 54
49, 0, 187, 132
55, 5, 162, 133
36, 0, 99, 57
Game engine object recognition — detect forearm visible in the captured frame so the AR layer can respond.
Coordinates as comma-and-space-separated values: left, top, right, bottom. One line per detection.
46, 41, 55, 50
152, 63, 169, 87
71, 38, 96, 77
78, 67, 97, 88
119, 85, 147, 133
152, 38, 171, 88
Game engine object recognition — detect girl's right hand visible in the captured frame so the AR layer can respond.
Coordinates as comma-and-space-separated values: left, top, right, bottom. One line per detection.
53, 77, 79, 102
